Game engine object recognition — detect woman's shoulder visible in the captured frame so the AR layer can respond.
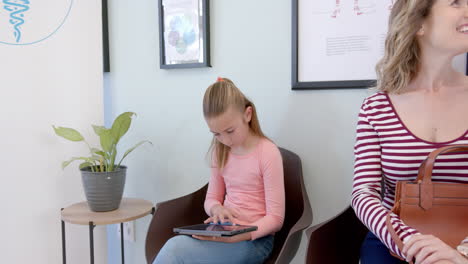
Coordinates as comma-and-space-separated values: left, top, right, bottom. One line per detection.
360, 91, 390, 112
362, 91, 387, 104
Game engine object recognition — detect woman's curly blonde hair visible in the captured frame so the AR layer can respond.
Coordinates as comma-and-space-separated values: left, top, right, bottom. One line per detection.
376, 0, 435, 94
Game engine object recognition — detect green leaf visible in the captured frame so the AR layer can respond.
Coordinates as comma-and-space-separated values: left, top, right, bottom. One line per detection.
91, 147, 102, 153
61, 157, 90, 169
91, 148, 106, 157
99, 129, 114, 153
53, 126, 84, 142
79, 162, 94, 169
92, 125, 106, 136
117, 140, 152, 167
90, 155, 102, 161
110, 112, 135, 144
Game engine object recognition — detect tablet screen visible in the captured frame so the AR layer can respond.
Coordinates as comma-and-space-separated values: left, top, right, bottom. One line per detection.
181, 224, 251, 231
173, 223, 257, 236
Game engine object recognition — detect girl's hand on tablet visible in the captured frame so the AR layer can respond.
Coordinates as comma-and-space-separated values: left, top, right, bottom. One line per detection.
192, 232, 251, 243
206, 205, 239, 225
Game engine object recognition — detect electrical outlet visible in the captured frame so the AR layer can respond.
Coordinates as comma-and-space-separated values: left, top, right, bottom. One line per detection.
117, 221, 135, 242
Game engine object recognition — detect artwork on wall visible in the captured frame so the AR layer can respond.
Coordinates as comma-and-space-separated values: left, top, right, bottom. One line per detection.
102, 0, 110, 72
0, 0, 73, 46
292, 0, 394, 90
158, 0, 210, 69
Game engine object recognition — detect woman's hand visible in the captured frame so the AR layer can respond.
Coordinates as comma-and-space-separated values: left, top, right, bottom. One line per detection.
206, 205, 240, 225
403, 234, 468, 264
192, 232, 251, 243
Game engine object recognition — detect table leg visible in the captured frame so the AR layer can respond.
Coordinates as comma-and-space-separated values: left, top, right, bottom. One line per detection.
89, 222, 95, 264
61, 208, 66, 264
121, 222, 125, 264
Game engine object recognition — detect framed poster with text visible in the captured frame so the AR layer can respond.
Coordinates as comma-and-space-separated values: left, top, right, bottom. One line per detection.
292, 0, 395, 89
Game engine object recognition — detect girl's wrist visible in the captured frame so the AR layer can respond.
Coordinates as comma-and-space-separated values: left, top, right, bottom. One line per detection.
210, 204, 223, 216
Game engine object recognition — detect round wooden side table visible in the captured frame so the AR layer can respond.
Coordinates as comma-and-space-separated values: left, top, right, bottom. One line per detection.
61, 198, 155, 264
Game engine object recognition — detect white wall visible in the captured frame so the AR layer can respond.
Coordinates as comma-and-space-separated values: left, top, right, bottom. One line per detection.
104, 0, 467, 263
0, 1, 107, 263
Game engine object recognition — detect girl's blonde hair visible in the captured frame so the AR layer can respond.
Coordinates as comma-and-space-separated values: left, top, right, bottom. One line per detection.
376, 0, 435, 93
203, 78, 265, 169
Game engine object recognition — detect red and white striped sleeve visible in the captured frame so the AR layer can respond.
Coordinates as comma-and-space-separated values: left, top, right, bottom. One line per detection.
351, 97, 419, 259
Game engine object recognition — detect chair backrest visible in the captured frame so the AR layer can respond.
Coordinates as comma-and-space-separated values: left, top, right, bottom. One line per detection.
264, 147, 312, 263
145, 184, 208, 263
306, 206, 368, 264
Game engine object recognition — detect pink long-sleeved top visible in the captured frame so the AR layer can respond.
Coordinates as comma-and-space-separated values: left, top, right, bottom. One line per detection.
204, 138, 285, 240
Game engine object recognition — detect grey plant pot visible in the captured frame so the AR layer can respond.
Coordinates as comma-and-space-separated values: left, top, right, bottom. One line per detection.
80, 166, 127, 212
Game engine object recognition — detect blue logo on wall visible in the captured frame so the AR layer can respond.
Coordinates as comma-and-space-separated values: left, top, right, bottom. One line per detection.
0, 0, 73, 45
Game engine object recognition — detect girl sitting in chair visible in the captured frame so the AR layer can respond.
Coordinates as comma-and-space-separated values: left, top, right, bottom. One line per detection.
153, 78, 285, 264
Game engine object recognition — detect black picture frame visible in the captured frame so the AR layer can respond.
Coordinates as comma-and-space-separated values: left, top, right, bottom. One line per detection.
291, 0, 375, 90
102, 0, 110, 72
466, 53, 468, 76
158, 0, 210, 69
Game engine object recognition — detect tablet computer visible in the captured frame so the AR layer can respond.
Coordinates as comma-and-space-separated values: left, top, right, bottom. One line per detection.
173, 223, 257, 237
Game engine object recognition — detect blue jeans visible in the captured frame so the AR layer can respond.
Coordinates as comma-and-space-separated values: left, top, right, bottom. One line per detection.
360, 232, 406, 264
153, 235, 274, 264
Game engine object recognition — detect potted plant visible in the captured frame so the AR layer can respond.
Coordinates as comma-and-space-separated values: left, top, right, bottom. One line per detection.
53, 112, 151, 212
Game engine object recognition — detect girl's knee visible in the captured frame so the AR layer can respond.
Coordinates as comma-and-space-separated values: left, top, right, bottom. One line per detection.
153, 235, 194, 264
163, 235, 193, 252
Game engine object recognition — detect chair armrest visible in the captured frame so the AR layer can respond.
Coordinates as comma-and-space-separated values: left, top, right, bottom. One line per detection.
289, 192, 313, 234
305, 206, 368, 264
274, 188, 313, 264
145, 184, 208, 264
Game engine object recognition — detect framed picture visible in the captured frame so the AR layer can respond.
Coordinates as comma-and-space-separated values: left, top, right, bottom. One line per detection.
158, 0, 210, 69
102, 0, 110, 72
292, 0, 393, 90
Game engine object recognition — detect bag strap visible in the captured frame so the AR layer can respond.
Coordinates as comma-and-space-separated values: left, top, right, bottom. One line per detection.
416, 144, 468, 210
417, 144, 468, 183
385, 212, 411, 263
385, 212, 404, 250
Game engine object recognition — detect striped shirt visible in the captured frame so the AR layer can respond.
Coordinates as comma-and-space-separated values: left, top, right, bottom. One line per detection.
351, 92, 468, 258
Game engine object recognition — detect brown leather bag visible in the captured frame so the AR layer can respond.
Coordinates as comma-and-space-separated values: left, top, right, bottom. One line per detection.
385, 145, 468, 263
